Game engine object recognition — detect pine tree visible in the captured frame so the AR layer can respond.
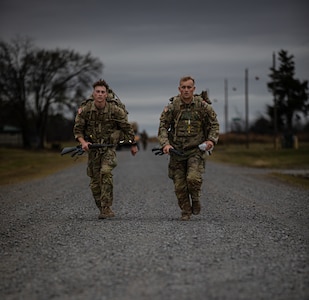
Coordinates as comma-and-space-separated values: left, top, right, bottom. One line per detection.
267, 50, 308, 133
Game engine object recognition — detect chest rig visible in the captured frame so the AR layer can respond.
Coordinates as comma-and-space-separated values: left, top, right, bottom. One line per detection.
83, 101, 119, 144
168, 96, 209, 146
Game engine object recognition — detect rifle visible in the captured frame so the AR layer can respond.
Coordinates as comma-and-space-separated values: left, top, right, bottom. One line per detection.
61, 143, 114, 157
152, 145, 213, 156
152, 147, 184, 156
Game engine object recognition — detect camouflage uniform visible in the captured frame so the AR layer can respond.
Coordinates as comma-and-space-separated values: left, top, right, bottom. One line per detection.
82, 90, 130, 144
73, 99, 135, 211
158, 95, 219, 218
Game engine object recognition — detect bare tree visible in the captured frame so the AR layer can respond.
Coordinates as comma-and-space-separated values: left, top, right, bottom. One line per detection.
27, 48, 103, 148
0, 36, 103, 148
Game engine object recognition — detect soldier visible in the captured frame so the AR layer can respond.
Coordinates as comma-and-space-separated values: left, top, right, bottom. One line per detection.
74, 79, 138, 219
140, 130, 149, 150
158, 76, 219, 221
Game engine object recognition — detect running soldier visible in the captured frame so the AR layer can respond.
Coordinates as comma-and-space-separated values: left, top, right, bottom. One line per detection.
74, 79, 138, 219
158, 76, 219, 221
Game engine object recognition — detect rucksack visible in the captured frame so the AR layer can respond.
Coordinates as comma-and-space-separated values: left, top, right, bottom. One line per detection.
79, 88, 128, 114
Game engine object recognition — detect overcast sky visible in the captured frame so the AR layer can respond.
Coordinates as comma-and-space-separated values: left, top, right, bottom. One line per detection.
1, 0, 308, 136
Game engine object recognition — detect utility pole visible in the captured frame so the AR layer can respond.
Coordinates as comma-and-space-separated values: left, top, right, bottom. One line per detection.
245, 68, 249, 149
224, 78, 228, 133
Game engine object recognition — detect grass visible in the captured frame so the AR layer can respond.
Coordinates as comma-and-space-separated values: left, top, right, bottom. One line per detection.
210, 142, 309, 189
211, 142, 309, 169
0, 144, 87, 186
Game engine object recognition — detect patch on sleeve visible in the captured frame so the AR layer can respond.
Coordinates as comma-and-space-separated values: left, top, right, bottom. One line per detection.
163, 106, 169, 113
78, 107, 83, 114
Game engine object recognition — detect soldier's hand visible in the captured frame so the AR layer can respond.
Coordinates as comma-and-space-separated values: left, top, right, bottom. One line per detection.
131, 145, 138, 156
163, 145, 173, 154
82, 142, 91, 152
205, 140, 214, 151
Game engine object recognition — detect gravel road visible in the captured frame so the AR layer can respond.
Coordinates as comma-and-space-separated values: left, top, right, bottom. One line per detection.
1, 143, 308, 300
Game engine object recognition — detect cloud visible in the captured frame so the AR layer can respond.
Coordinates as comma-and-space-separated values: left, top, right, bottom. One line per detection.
1, 0, 308, 136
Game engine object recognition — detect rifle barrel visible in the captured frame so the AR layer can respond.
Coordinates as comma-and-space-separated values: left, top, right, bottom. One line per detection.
61, 143, 114, 156
61, 147, 78, 156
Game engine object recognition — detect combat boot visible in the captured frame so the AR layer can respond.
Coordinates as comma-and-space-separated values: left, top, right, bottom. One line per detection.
98, 207, 106, 219
192, 200, 201, 215
179, 200, 192, 221
104, 206, 115, 218
98, 206, 115, 219
181, 212, 191, 221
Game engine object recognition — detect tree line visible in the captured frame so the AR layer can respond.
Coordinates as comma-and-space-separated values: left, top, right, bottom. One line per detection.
0, 38, 308, 149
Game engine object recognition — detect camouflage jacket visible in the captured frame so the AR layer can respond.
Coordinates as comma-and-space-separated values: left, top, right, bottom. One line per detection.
73, 100, 135, 145
158, 95, 219, 150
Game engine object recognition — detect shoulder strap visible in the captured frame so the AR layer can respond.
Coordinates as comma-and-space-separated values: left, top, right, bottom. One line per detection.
168, 96, 182, 142
168, 95, 181, 114
106, 98, 128, 114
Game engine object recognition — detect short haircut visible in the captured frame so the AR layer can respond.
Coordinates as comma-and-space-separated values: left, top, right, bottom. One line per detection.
179, 76, 195, 86
93, 79, 109, 90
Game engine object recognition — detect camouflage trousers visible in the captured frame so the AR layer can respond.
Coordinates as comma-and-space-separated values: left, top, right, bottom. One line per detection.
168, 150, 205, 214
87, 148, 117, 209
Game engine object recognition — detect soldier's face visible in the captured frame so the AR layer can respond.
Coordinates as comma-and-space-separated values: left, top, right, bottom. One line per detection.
179, 80, 195, 102
93, 86, 107, 109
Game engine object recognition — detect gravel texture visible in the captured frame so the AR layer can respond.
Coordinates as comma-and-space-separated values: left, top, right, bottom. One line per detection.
0, 143, 308, 300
